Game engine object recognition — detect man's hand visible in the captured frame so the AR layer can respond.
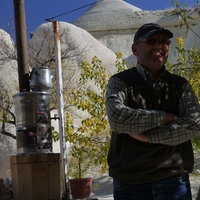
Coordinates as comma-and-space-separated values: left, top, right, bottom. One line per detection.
129, 132, 149, 142
165, 112, 178, 124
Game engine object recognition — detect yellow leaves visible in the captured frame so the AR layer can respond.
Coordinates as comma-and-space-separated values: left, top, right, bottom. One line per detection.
176, 36, 184, 47
65, 55, 126, 176
67, 127, 74, 136
79, 126, 87, 133
115, 52, 123, 58
80, 100, 88, 109
101, 73, 107, 82
169, 36, 200, 102
102, 119, 108, 127
189, 71, 200, 98
115, 52, 127, 72
82, 118, 93, 127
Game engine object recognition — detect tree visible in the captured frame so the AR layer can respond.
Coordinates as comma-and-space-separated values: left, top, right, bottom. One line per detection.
171, 0, 200, 38
0, 29, 18, 139
63, 53, 126, 178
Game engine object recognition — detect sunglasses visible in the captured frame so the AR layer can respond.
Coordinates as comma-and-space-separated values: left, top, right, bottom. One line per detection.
135, 38, 171, 46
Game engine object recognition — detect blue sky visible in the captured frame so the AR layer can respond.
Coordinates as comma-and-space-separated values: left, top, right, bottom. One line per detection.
1, 0, 199, 35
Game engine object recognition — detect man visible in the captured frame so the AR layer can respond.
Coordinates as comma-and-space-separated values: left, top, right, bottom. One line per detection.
106, 23, 200, 200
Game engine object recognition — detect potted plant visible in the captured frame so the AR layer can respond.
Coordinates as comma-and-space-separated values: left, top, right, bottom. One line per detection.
53, 112, 94, 199
67, 145, 93, 199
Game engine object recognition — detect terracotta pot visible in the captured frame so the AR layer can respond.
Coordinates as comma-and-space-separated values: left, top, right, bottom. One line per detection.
69, 177, 92, 199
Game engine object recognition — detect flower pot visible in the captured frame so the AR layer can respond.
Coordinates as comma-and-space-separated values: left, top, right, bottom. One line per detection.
69, 177, 92, 199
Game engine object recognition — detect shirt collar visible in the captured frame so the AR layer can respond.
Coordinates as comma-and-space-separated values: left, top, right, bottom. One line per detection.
135, 62, 166, 82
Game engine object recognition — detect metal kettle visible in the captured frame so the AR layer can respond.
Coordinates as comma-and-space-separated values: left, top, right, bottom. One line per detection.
29, 66, 52, 92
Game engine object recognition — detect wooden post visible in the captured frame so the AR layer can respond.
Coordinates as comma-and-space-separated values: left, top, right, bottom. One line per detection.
10, 153, 61, 200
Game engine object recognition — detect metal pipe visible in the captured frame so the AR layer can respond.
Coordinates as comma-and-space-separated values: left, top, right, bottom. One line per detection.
13, 0, 30, 92
52, 21, 69, 199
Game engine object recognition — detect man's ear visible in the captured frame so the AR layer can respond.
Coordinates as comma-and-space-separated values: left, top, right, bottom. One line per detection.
132, 44, 138, 56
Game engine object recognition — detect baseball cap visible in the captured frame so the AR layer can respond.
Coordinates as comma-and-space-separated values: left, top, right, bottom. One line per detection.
134, 23, 173, 43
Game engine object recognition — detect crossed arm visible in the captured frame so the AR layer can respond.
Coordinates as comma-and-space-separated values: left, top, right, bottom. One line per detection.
130, 112, 177, 142
106, 77, 200, 146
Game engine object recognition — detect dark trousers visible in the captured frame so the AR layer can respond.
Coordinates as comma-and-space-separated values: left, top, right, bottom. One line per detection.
113, 173, 192, 200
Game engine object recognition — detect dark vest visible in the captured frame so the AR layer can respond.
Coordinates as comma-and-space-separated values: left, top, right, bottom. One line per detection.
107, 67, 194, 184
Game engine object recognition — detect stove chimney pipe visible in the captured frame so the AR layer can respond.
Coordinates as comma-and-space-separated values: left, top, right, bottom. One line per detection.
13, 0, 30, 92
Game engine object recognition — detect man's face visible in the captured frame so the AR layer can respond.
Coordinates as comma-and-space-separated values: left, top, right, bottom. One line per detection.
132, 33, 170, 70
